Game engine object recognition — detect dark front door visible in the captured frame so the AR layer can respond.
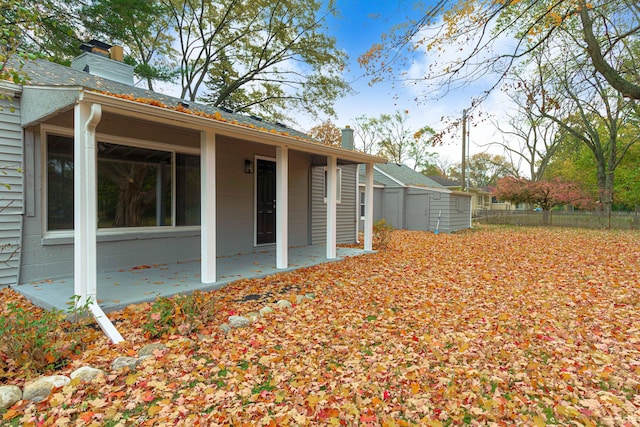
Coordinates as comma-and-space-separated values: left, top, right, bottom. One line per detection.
256, 159, 276, 244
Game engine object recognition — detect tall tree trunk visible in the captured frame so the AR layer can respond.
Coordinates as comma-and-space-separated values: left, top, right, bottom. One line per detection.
541, 209, 551, 226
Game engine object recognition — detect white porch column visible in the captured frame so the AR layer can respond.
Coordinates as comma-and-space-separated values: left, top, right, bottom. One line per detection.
201, 130, 216, 283
276, 146, 288, 269
364, 162, 374, 251
74, 102, 100, 306
326, 155, 337, 259
74, 102, 124, 344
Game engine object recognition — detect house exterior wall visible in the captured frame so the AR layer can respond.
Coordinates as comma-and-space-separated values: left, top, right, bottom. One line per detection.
311, 164, 358, 245
357, 186, 383, 232
19, 122, 203, 283
18, 117, 313, 284
0, 93, 24, 287
216, 140, 310, 253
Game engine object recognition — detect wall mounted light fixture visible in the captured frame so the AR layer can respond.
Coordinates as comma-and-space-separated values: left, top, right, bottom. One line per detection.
244, 159, 254, 174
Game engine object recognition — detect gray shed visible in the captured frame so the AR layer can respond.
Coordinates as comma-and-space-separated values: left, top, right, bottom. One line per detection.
358, 163, 471, 233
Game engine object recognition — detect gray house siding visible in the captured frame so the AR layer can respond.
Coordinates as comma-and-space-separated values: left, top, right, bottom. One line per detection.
448, 194, 471, 232
359, 163, 472, 234
18, 117, 313, 284
216, 141, 311, 254
405, 188, 430, 231
357, 186, 383, 232
428, 191, 450, 232
311, 164, 357, 245
381, 188, 405, 229
0, 93, 24, 287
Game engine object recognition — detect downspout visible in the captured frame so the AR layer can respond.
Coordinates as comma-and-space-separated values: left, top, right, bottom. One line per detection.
78, 102, 124, 344
355, 166, 360, 244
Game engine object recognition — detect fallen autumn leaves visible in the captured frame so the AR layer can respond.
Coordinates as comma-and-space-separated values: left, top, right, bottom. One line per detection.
1, 226, 640, 426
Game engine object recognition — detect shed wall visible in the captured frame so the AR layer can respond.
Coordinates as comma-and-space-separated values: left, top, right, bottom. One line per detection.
448, 194, 471, 232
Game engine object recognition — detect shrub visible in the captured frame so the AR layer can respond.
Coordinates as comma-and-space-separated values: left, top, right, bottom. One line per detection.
373, 218, 394, 249
0, 296, 93, 379
143, 291, 215, 338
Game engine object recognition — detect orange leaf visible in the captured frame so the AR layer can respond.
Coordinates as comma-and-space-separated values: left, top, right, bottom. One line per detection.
410, 382, 421, 395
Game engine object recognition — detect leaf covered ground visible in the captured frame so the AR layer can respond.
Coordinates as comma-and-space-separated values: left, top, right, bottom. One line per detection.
2, 226, 640, 426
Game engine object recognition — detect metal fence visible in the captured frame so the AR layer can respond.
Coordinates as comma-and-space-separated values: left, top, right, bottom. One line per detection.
474, 209, 640, 230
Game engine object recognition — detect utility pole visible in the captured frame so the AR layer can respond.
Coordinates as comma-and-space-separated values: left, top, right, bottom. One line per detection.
461, 109, 467, 192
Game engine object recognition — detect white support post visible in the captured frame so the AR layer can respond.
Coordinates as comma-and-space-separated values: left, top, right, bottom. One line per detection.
326, 156, 337, 259
73, 102, 100, 307
201, 130, 216, 283
276, 146, 288, 269
75, 102, 124, 344
364, 163, 374, 251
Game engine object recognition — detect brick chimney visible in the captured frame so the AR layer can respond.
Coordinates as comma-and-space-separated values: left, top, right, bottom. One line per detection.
341, 126, 354, 150
71, 40, 134, 86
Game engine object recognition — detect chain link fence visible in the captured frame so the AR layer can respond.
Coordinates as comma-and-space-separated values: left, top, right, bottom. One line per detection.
474, 209, 640, 230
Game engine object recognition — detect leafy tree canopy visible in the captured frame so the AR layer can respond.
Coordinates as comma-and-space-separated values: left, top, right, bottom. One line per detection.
358, 0, 640, 103
308, 119, 342, 147
448, 153, 516, 188
494, 176, 594, 211
4, 0, 350, 124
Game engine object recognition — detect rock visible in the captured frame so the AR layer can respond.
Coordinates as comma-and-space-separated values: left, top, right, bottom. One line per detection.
111, 356, 140, 371
246, 311, 261, 323
45, 375, 71, 388
23, 375, 70, 403
228, 315, 250, 328
296, 295, 305, 304
0, 385, 22, 409
304, 293, 316, 300
276, 299, 292, 309
219, 323, 231, 334
259, 306, 274, 316
138, 343, 168, 358
70, 366, 105, 382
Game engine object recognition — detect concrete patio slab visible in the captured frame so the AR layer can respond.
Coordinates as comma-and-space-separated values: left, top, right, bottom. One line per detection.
13, 245, 370, 313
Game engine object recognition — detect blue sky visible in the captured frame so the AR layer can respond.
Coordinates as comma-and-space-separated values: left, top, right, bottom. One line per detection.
305, 0, 509, 166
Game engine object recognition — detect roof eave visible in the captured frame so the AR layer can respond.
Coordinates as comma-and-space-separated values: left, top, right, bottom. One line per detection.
80, 91, 385, 164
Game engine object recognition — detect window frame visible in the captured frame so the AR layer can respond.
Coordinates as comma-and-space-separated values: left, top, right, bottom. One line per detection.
322, 166, 342, 204
41, 124, 201, 238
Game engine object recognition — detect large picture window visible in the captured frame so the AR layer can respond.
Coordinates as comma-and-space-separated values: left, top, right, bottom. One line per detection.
46, 134, 200, 231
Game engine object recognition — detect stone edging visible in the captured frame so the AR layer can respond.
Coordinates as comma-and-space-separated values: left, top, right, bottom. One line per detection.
0, 293, 315, 409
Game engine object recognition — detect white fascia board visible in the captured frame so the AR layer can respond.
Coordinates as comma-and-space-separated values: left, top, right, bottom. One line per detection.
406, 185, 451, 193
373, 166, 406, 187
358, 183, 385, 189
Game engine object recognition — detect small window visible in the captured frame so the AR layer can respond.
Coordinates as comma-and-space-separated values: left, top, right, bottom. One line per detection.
360, 191, 365, 219
323, 167, 342, 203
47, 135, 74, 230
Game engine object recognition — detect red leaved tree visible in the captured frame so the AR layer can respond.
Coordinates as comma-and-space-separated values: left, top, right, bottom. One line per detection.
494, 177, 594, 225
